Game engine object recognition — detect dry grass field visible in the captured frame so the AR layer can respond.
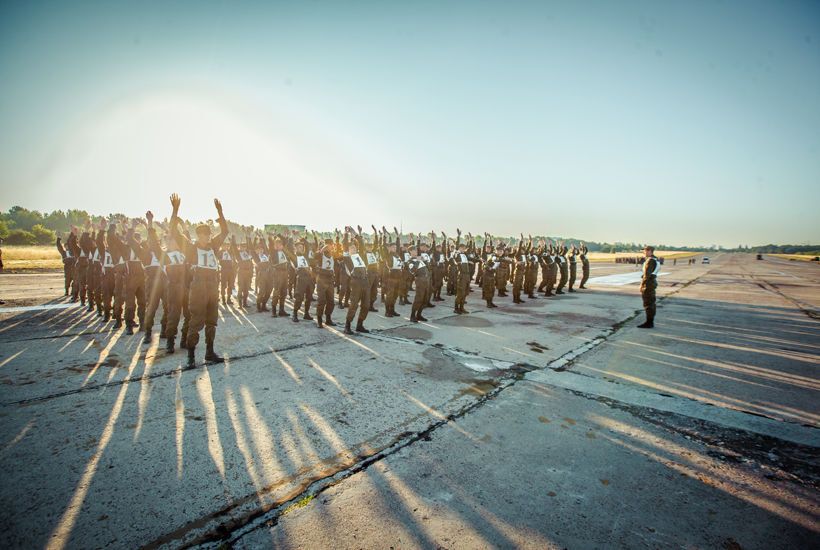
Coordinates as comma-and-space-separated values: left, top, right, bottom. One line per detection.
769, 253, 820, 262
1, 245, 63, 270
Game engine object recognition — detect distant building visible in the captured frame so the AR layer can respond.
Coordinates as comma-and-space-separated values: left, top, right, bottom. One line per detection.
264, 224, 306, 234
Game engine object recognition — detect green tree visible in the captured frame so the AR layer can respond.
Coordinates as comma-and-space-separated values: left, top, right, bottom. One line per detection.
5, 229, 37, 245
31, 224, 56, 245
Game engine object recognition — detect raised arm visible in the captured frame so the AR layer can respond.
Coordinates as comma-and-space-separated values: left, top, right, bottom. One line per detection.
211, 199, 229, 250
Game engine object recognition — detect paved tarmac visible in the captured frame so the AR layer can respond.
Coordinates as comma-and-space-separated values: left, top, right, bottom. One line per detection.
0, 255, 817, 549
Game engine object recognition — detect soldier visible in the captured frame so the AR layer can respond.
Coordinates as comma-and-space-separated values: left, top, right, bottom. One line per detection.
158, 218, 187, 354
284, 232, 315, 322
579, 243, 590, 289
555, 244, 569, 295
251, 235, 272, 312
219, 240, 236, 306
567, 244, 578, 292
312, 233, 338, 328
105, 222, 129, 330
342, 226, 371, 334
511, 235, 527, 304
495, 244, 511, 297
451, 229, 472, 314
338, 229, 351, 309
381, 226, 403, 318
66, 224, 92, 306
365, 226, 381, 313
235, 235, 254, 309
431, 237, 447, 302
128, 211, 167, 344
95, 220, 116, 322
170, 193, 229, 366
525, 237, 540, 299
122, 220, 147, 333
56, 231, 77, 298
638, 245, 660, 329
268, 233, 291, 317
406, 244, 430, 322
481, 235, 499, 308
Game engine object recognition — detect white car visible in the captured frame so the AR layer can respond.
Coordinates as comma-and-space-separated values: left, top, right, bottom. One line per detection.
702, 257, 710, 264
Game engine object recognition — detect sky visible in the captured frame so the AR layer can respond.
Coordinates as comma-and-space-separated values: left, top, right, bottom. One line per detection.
1, 0, 818, 247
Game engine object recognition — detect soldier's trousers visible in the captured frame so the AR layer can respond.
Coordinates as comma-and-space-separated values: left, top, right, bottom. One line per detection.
557, 266, 568, 292
144, 268, 165, 334
345, 277, 370, 325
568, 264, 577, 290
447, 266, 457, 295
89, 263, 102, 311
367, 271, 379, 308
412, 278, 429, 318
101, 270, 115, 318
432, 268, 445, 299
63, 260, 76, 295
482, 271, 496, 304
181, 275, 191, 344
237, 269, 252, 306
256, 267, 272, 311
525, 269, 537, 296
220, 268, 235, 300
293, 274, 313, 316
580, 265, 590, 287
640, 281, 657, 323
496, 269, 508, 295
74, 259, 88, 304
512, 273, 524, 302
385, 271, 401, 312
316, 280, 335, 320
339, 271, 351, 306
163, 276, 185, 339
187, 271, 219, 349
547, 265, 558, 295
125, 268, 146, 327
271, 268, 288, 314
455, 273, 470, 309
113, 265, 126, 322
538, 267, 549, 292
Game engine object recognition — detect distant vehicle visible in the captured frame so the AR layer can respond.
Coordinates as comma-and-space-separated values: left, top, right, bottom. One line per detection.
702, 257, 711, 264
756, 254, 763, 260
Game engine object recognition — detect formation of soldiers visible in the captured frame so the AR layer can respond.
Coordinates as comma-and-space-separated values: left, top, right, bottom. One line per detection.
56, 194, 602, 367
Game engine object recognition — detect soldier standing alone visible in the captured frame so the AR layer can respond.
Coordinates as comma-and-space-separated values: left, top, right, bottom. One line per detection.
638, 245, 660, 329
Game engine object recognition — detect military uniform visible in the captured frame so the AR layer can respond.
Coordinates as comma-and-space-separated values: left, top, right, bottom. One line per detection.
555, 246, 569, 294
129, 227, 166, 343
407, 253, 430, 322
312, 243, 338, 328
219, 246, 236, 305
343, 232, 370, 334
481, 250, 499, 308
639, 252, 660, 328
285, 236, 315, 322
579, 245, 590, 289
567, 246, 578, 292
172, 214, 229, 365
381, 234, 403, 317
269, 239, 291, 317
56, 235, 77, 297
235, 238, 254, 308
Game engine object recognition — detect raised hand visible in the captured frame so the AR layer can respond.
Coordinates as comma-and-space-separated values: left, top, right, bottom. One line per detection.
357, 225, 362, 234
456, 227, 461, 236
214, 198, 224, 218
170, 193, 181, 214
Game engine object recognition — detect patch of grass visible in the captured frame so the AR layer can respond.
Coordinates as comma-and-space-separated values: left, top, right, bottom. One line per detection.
1, 245, 62, 270
283, 494, 314, 515
769, 253, 819, 262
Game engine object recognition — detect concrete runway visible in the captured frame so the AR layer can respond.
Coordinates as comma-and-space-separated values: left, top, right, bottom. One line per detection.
0, 255, 817, 549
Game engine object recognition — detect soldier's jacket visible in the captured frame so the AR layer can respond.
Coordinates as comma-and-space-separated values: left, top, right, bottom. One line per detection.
641, 255, 660, 287
312, 251, 337, 285
381, 235, 404, 274
342, 234, 369, 281
266, 238, 290, 271
171, 218, 229, 275
57, 234, 78, 264
128, 229, 163, 271
283, 237, 314, 280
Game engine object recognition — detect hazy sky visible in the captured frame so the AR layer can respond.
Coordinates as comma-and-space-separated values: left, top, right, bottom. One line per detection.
1, 0, 818, 246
